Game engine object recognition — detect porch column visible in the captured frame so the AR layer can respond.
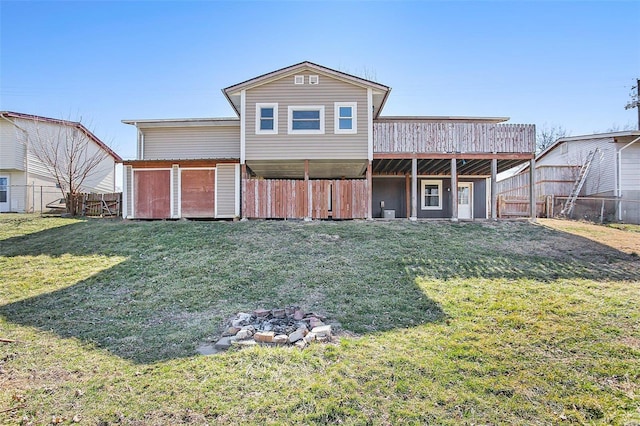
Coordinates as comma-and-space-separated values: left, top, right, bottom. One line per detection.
529, 158, 536, 221
410, 157, 417, 220
405, 174, 411, 219
451, 158, 458, 221
305, 160, 311, 220
241, 164, 247, 220
366, 161, 372, 220
491, 158, 498, 220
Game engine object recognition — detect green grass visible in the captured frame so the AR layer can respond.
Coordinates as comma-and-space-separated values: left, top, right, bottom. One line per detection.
1, 214, 639, 425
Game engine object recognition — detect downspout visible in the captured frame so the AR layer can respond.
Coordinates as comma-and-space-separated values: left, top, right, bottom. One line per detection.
1, 113, 30, 212
616, 135, 640, 221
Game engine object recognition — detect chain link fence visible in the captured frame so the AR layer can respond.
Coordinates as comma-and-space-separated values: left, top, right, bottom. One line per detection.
550, 196, 640, 224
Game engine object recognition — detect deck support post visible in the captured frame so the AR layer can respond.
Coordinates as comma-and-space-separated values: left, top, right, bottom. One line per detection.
305, 160, 311, 221
491, 158, 498, 220
410, 157, 417, 220
241, 164, 247, 220
529, 158, 536, 221
366, 161, 372, 220
451, 158, 458, 221
405, 174, 411, 219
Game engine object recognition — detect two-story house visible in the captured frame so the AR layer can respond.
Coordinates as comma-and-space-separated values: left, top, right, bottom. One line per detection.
0, 111, 122, 213
122, 62, 535, 220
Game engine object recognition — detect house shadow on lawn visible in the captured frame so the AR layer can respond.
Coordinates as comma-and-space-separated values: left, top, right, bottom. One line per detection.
1, 219, 638, 364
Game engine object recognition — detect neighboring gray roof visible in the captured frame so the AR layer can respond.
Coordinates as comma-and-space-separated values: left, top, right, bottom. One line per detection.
537, 130, 640, 162
122, 117, 240, 128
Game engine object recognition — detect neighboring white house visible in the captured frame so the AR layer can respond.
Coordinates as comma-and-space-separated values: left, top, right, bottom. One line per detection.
498, 130, 640, 223
0, 111, 122, 213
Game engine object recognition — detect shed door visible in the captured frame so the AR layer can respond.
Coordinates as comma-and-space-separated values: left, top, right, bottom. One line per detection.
134, 170, 171, 219
181, 169, 215, 218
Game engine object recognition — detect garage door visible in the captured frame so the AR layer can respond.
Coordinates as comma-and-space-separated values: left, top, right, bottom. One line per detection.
134, 170, 171, 219
181, 169, 215, 218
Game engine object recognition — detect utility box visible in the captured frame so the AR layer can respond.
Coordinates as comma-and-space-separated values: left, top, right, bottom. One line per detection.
383, 209, 396, 219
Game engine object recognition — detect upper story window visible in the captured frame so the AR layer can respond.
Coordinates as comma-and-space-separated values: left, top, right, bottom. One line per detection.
294, 75, 304, 85
421, 180, 442, 210
308, 75, 319, 85
334, 102, 357, 134
256, 103, 278, 135
288, 106, 325, 134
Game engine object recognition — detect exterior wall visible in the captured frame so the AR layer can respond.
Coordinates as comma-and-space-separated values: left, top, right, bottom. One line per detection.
538, 138, 616, 195
0, 120, 26, 170
245, 72, 368, 161
372, 177, 407, 218
124, 165, 133, 218
216, 164, 238, 218
620, 142, 640, 192
621, 190, 640, 224
142, 126, 240, 160
0, 170, 27, 212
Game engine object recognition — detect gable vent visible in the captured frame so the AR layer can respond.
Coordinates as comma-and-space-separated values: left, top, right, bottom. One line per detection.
308, 75, 319, 85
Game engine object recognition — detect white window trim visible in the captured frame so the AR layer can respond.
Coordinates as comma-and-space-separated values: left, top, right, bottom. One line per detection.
421, 179, 443, 210
309, 75, 319, 85
288, 105, 325, 135
334, 102, 357, 134
255, 103, 278, 135
294, 75, 304, 85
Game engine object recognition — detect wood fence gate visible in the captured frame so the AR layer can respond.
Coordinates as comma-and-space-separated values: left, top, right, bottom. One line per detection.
244, 178, 368, 219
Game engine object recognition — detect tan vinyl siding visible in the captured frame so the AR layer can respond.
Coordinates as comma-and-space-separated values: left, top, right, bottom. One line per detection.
621, 143, 640, 191
245, 73, 368, 161
142, 126, 240, 160
172, 165, 179, 217
216, 163, 237, 217
0, 120, 26, 170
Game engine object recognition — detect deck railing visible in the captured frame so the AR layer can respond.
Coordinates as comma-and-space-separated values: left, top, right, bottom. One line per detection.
373, 122, 535, 154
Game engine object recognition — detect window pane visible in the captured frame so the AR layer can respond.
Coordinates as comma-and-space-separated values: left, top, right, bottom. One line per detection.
261, 108, 273, 118
293, 120, 320, 130
339, 106, 352, 118
260, 119, 273, 130
339, 118, 352, 129
293, 110, 319, 119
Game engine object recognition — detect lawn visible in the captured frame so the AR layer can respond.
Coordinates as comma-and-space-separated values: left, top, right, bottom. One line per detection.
1, 215, 639, 425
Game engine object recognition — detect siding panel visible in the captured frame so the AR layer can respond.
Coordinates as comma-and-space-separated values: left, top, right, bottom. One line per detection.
245, 73, 368, 160
143, 126, 240, 160
621, 143, 640, 191
0, 120, 25, 170
216, 164, 237, 217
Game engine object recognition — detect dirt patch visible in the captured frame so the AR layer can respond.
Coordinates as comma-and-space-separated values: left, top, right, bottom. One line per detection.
539, 219, 640, 256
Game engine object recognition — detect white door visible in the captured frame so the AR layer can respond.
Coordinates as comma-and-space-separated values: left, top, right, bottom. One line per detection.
0, 176, 9, 212
457, 182, 473, 219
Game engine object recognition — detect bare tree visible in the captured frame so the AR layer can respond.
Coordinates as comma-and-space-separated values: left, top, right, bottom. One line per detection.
27, 116, 111, 215
537, 123, 569, 153
604, 122, 636, 132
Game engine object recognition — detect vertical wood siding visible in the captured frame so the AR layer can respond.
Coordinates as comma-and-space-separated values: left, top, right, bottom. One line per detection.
134, 170, 171, 219
142, 126, 240, 160
216, 164, 237, 217
244, 178, 367, 219
180, 169, 215, 218
373, 122, 535, 154
245, 73, 368, 160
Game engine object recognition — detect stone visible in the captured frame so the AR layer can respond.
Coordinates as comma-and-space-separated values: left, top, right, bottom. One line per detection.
294, 340, 307, 349
288, 327, 308, 343
222, 326, 240, 336
214, 336, 232, 350
254, 309, 270, 318
232, 339, 257, 347
254, 331, 275, 343
303, 332, 316, 343
196, 343, 219, 355
311, 325, 332, 338
236, 329, 253, 340
272, 308, 286, 318
241, 325, 255, 333
309, 317, 325, 329
273, 334, 288, 344
285, 306, 296, 316
293, 309, 304, 320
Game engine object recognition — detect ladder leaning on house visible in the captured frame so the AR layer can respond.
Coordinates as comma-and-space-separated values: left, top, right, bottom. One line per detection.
560, 148, 599, 217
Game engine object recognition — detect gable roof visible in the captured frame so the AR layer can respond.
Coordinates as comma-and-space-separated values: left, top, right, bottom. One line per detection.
537, 130, 640, 162
0, 111, 122, 162
222, 61, 391, 119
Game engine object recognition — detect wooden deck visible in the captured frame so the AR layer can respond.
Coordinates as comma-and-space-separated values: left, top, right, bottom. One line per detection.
373, 121, 535, 155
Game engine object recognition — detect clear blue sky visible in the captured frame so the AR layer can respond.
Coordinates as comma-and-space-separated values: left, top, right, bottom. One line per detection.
1, 0, 639, 161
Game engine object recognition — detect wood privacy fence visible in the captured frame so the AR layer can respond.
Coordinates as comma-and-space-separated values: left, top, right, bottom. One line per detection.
373, 122, 535, 154
244, 178, 368, 219
67, 192, 122, 217
497, 195, 548, 218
